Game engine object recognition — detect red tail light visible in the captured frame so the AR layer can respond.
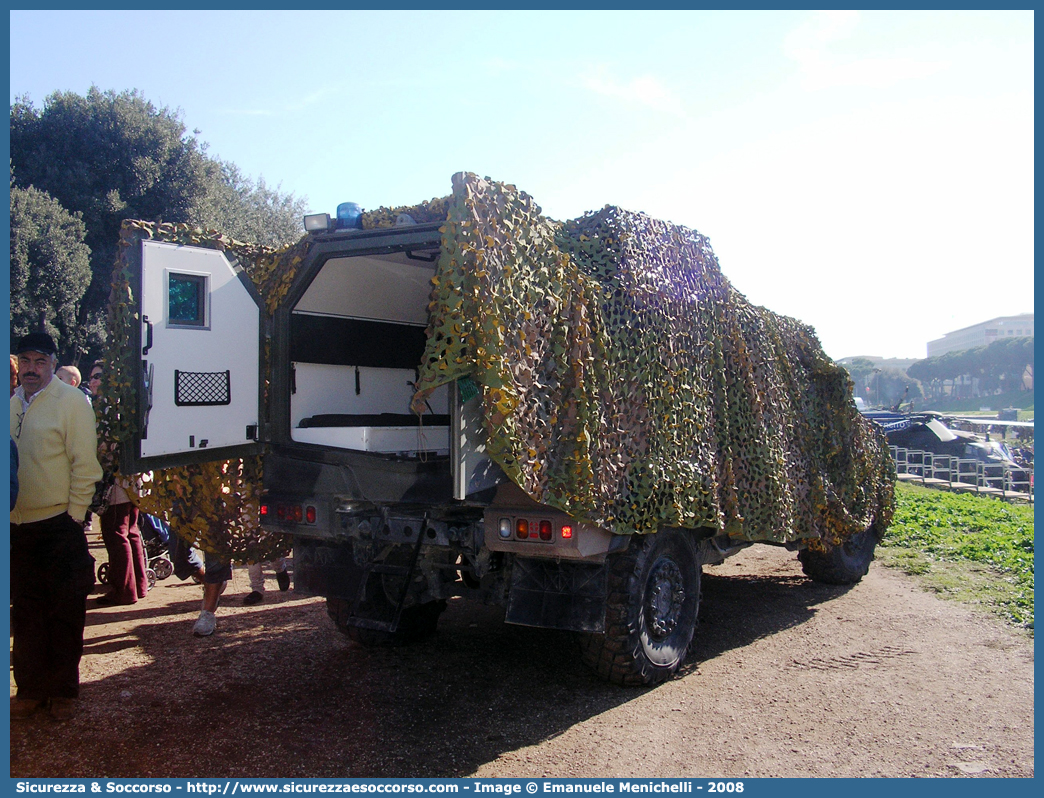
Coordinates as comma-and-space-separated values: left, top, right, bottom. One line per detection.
274, 504, 312, 523
260, 504, 269, 517
561, 525, 573, 539
538, 520, 553, 541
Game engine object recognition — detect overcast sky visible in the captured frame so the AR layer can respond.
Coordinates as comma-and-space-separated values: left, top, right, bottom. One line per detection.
9, 9, 1034, 361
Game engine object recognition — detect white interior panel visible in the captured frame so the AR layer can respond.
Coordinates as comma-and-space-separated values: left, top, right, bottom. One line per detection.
295, 255, 435, 323
290, 363, 448, 427
289, 250, 448, 454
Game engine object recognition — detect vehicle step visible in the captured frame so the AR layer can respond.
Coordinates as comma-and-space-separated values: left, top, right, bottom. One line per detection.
347, 616, 397, 632
368, 563, 411, 576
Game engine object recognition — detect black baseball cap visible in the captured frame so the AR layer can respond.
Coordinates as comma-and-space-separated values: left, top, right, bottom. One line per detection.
16, 332, 58, 357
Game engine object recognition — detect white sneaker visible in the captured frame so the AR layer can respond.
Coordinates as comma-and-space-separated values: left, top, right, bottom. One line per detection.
192, 610, 217, 637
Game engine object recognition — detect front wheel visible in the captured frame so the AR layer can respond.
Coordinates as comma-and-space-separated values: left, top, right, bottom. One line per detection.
798, 526, 879, 585
579, 529, 701, 687
150, 556, 174, 581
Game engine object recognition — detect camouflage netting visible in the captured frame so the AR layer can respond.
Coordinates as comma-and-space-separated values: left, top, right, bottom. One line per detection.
410, 173, 895, 545
104, 172, 894, 559
362, 196, 451, 229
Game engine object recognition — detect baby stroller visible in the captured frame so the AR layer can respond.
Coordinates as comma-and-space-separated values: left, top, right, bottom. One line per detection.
138, 513, 176, 580
96, 512, 174, 587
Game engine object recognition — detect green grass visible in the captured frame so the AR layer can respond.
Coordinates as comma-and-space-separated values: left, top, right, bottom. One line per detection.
920, 388, 1034, 416
878, 482, 1034, 632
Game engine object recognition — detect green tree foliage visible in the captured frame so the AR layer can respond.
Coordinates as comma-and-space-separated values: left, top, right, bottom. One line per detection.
10, 86, 307, 358
11, 87, 211, 355
989, 336, 1034, 391
9, 184, 92, 361
908, 337, 1034, 398
841, 357, 877, 399
192, 159, 306, 248
868, 366, 923, 409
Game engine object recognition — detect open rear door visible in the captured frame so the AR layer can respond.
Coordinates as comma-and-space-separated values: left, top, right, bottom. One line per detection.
122, 240, 265, 473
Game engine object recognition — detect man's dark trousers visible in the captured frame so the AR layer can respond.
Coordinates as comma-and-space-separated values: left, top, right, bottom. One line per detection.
10, 513, 95, 700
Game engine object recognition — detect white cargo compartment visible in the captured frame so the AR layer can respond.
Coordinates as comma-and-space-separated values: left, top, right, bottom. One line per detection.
287, 248, 449, 457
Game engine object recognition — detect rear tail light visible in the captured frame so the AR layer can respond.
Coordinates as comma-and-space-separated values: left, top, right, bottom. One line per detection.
272, 504, 316, 524
504, 516, 563, 542
260, 503, 269, 517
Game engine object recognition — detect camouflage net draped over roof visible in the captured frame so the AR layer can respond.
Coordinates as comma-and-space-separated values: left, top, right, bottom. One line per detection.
412, 173, 895, 544
106, 174, 893, 556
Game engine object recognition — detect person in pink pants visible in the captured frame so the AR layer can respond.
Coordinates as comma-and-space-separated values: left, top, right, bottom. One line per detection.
96, 482, 149, 605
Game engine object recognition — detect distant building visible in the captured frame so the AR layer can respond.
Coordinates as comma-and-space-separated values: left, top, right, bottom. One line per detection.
927, 314, 1034, 358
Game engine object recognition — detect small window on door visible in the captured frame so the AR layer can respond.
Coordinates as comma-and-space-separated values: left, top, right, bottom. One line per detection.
168, 273, 208, 327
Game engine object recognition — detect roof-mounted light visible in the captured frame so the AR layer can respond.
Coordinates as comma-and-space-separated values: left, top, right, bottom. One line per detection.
337, 202, 364, 229
304, 213, 331, 232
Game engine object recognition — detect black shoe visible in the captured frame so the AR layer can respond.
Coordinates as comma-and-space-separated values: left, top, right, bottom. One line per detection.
48, 697, 77, 722
11, 697, 44, 719
276, 570, 291, 592
243, 590, 264, 606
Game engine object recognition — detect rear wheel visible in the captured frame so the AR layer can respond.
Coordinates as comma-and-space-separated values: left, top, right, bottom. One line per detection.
326, 597, 446, 647
798, 526, 879, 585
579, 529, 701, 686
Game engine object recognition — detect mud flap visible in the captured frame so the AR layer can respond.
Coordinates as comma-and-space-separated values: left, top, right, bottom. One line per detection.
293, 539, 367, 600
505, 557, 608, 632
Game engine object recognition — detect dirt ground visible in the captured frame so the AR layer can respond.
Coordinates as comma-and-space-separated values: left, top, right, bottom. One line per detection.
9, 537, 1034, 779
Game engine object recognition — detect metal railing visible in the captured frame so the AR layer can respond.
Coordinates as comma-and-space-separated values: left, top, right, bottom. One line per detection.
889, 446, 1033, 502
930, 454, 956, 482
956, 458, 980, 486
892, 446, 908, 475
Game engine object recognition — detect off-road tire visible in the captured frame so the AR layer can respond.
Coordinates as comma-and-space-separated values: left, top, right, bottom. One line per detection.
326, 597, 446, 647
798, 526, 879, 585
579, 529, 701, 687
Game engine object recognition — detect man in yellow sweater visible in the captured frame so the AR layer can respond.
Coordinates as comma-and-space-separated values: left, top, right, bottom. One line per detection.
10, 332, 102, 721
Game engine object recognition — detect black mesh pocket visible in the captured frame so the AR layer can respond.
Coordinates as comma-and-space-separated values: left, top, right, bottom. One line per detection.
174, 370, 231, 406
